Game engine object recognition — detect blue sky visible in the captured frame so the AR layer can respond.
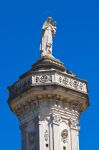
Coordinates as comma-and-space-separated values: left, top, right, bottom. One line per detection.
0, 0, 99, 149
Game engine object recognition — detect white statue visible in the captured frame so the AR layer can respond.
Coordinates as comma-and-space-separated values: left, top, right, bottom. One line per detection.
40, 17, 57, 57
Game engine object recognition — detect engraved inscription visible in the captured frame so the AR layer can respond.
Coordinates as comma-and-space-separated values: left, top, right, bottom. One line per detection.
57, 74, 87, 93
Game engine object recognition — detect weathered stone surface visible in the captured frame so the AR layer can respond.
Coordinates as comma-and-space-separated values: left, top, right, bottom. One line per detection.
8, 56, 89, 150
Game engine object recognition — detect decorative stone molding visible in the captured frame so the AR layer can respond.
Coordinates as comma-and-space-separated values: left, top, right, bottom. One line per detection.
35, 74, 52, 83
61, 129, 68, 143
8, 70, 88, 100
53, 114, 62, 125
33, 72, 87, 94
70, 120, 80, 130
55, 73, 87, 94
44, 130, 49, 141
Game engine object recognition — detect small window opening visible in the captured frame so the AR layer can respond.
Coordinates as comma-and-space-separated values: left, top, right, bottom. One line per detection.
63, 146, 66, 150
46, 144, 48, 147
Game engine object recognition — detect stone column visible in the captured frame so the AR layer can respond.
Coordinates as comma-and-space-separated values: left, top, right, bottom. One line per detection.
52, 114, 61, 150
70, 120, 80, 150
20, 124, 27, 150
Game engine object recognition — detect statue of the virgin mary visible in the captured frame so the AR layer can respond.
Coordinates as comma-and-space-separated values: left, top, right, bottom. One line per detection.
40, 17, 56, 57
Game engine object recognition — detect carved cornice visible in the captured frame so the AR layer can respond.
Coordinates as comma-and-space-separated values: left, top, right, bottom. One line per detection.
8, 69, 88, 101
9, 90, 88, 118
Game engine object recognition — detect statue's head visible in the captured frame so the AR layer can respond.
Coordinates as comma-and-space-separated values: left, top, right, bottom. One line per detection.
47, 17, 52, 24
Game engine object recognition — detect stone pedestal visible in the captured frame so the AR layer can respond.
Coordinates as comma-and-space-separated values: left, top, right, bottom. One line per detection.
8, 56, 89, 150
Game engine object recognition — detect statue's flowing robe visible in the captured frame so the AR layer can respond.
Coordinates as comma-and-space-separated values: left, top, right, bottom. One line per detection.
40, 21, 52, 56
